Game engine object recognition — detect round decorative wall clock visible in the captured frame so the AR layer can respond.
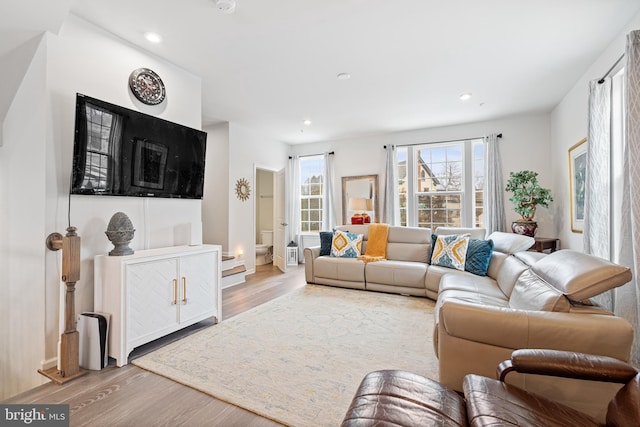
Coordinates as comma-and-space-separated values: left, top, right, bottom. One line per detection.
129, 68, 166, 105
235, 178, 251, 201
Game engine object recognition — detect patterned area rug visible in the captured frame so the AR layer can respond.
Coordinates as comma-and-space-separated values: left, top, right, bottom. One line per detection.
132, 284, 437, 427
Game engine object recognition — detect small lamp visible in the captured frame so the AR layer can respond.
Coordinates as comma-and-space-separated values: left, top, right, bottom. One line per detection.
349, 198, 372, 224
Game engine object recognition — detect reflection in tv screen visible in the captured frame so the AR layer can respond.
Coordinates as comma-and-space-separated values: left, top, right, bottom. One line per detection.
71, 93, 207, 199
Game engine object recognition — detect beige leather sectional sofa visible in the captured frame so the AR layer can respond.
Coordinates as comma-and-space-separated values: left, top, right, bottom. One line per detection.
304, 224, 489, 299
303, 224, 635, 421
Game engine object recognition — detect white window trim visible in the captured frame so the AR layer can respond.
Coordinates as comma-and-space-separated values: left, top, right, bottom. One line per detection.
298, 155, 324, 235
403, 139, 483, 229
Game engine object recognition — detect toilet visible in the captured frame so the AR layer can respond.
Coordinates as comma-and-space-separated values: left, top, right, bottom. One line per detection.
255, 230, 273, 265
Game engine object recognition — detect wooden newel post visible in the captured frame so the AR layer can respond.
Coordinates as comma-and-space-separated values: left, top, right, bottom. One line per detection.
39, 226, 87, 384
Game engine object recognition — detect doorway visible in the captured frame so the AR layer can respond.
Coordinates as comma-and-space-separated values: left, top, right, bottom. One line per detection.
255, 168, 275, 266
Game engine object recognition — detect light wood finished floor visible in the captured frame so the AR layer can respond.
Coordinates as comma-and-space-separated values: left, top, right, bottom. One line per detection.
4, 264, 306, 427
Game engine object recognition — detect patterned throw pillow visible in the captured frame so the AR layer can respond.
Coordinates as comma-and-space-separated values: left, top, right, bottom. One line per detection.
465, 238, 495, 276
430, 234, 470, 271
331, 230, 363, 258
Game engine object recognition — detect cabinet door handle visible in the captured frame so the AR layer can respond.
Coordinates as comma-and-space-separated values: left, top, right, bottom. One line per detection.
172, 279, 178, 305
182, 277, 187, 304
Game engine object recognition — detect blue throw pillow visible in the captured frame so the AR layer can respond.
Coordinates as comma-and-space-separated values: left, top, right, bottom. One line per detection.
465, 238, 494, 276
319, 231, 333, 256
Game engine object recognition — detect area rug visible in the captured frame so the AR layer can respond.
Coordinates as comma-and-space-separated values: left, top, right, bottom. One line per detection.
132, 284, 437, 427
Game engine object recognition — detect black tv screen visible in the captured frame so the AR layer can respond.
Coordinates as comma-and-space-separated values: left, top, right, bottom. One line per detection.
71, 93, 207, 199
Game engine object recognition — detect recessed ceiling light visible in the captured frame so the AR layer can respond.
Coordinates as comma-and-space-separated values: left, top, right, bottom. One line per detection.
303, 119, 312, 126
337, 72, 351, 80
144, 32, 163, 43
459, 92, 472, 101
216, 0, 236, 14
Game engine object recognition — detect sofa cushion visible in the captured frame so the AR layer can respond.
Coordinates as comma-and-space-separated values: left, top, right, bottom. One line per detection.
514, 251, 547, 266
435, 289, 510, 330
531, 249, 632, 302
365, 260, 428, 289
465, 238, 494, 276
336, 224, 370, 240
488, 231, 535, 254
494, 253, 530, 297
314, 256, 365, 282
425, 265, 470, 295
438, 273, 505, 300
431, 234, 470, 271
331, 230, 363, 258
434, 226, 486, 240
319, 231, 333, 256
509, 270, 571, 312
385, 226, 432, 263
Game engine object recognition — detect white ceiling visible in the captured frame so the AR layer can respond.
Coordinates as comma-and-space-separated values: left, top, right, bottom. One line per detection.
4, 1, 640, 144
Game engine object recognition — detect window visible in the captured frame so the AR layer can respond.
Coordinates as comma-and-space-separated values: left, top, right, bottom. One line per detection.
81, 105, 113, 191
80, 104, 123, 193
397, 139, 484, 229
299, 155, 324, 233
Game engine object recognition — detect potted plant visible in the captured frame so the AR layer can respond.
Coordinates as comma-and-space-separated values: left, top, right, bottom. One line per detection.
505, 170, 553, 237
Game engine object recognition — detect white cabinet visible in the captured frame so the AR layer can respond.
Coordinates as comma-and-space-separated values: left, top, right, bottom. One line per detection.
94, 245, 222, 367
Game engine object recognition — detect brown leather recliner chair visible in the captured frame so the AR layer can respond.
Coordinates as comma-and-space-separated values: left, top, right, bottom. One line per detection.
341, 350, 640, 427
464, 349, 639, 426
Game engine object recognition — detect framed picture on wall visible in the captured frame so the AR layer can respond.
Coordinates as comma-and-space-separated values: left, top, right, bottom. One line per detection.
568, 137, 587, 233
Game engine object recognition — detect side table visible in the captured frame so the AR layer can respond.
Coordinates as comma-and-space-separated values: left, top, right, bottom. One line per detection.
531, 237, 560, 253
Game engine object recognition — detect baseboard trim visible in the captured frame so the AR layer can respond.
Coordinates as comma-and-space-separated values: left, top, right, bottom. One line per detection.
40, 357, 57, 371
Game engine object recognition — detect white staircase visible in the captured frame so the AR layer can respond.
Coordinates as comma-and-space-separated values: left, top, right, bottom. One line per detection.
221, 255, 247, 288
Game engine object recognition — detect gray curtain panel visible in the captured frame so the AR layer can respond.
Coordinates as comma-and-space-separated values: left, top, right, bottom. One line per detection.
288, 155, 300, 243
322, 152, 337, 230
483, 133, 505, 234
382, 144, 397, 225
585, 77, 613, 310
618, 29, 640, 367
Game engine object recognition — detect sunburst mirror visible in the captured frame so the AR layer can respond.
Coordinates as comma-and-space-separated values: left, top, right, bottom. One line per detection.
235, 178, 251, 201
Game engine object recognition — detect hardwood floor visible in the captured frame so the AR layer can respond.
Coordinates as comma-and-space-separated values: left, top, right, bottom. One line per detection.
4, 264, 307, 427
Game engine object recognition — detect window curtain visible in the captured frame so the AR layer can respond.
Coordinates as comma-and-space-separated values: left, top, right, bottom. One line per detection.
483, 133, 505, 234
618, 29, 640, 367
288, 156, 300, 245
382, 145, 397, 225
322, 152, 337, 230
585, 77, 613, 310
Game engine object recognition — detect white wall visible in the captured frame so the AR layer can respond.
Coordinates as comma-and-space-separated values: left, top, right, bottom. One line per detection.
45, 15, 205, 347
291, 113, 554, 237
551, 10, 640, 250
0, 35, 43, 147
0, 34, 47, 399
228, 123, 288, 273
202, 122, 230, 250
0, 14, 208, 399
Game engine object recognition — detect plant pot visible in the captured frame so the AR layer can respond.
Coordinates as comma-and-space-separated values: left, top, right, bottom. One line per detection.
511, 220, 537, 237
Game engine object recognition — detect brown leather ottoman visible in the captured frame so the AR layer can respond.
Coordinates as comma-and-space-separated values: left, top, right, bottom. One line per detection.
341, 370, 468, 427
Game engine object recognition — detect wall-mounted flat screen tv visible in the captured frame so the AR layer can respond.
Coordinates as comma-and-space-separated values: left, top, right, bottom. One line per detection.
71, 93, 207, 199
